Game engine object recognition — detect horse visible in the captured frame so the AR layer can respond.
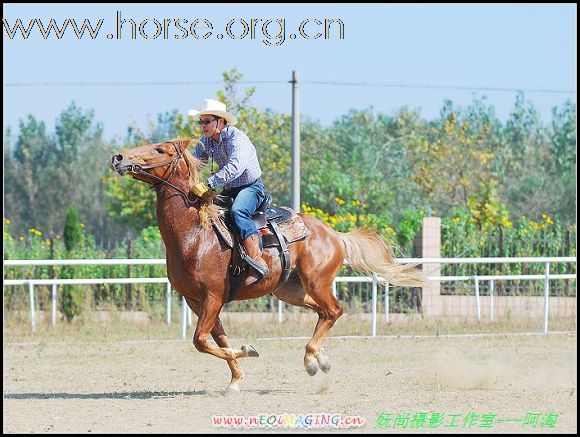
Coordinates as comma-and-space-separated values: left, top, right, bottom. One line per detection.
111, 138, 425, 392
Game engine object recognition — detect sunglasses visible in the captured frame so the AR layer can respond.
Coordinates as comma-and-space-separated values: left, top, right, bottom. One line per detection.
197, 118, 218, 126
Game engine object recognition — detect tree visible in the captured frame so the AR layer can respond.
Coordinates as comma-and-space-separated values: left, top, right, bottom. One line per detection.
4, 115, 57, 234
61, 203, 85, 321
494, 92, 561, 221
547, 100, 576, 224
406, 99, 498, 216
4, 102, 123, 244
63, 203, 83, 252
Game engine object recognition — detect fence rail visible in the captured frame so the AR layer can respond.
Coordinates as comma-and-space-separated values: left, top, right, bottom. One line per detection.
3, 256, 576, 266
3, 257, 577, 337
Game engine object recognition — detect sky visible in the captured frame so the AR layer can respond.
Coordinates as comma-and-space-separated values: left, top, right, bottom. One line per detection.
3, 3, 577, 142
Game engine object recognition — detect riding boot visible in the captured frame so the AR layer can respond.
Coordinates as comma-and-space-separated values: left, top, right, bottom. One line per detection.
242, 234, 269, 286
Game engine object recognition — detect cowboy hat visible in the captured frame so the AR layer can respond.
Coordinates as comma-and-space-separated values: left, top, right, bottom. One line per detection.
188, 99, 238, 126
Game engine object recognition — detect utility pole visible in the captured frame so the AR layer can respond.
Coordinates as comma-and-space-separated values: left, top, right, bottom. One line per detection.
290, 70, 300, 212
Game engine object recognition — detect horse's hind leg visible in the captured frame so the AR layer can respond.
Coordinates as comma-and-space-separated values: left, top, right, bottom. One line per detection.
274, 278, 337, 376
304, 284, 343, 375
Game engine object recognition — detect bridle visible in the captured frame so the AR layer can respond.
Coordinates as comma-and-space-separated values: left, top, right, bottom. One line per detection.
129, 140, 199, 206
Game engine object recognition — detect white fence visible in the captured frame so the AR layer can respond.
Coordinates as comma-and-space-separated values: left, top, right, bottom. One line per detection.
3, 257, 576, 337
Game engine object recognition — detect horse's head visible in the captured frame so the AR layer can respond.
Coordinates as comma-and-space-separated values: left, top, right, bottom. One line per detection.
111, 138, 217, 225
111, 138, 197, 185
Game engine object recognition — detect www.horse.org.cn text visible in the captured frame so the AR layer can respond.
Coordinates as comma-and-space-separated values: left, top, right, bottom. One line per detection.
3, 11, 345, 46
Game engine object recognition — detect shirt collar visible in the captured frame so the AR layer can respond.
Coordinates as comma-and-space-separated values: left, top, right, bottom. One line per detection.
204, 125, 232, 146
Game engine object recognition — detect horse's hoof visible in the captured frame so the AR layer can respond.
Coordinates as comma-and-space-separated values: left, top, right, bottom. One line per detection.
242, 344, 260, 357
304, 356, 319, 376
317, 354, 332, 374
225, 386, 240, 395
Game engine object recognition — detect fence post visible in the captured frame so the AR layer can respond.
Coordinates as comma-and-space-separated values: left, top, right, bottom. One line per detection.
166, 282, 172, 326
28, 282, 35, 332
489, 279, 494, 322
51, 283, 57, 328
332, 280, 337, 298
181, 296, 187, 340
371, 275, 377, 337
414, 217, 441, 317
543, 262, 550, 334
384, 281, 389, 323
278, 299, 283, 324
474, 276, 481, 321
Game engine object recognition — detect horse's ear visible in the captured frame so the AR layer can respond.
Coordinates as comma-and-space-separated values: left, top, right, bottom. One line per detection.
174, 138, 193, 151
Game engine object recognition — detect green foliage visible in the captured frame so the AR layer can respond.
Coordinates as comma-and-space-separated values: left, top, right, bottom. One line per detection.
3, 217, 168, 320
466, 180, 510, 230
59, 288, 84, 323
395, 209, 426, 251
104, 175, 157, 230
63, 204, 83, 252
407, 100, 497, 214
302, 108, 424, 225
4, 101, 125, 248
441, 209, 576, 293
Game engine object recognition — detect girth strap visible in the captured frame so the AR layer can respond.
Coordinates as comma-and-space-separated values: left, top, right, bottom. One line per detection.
226, 239, 246, 303
270, 221, 292, 291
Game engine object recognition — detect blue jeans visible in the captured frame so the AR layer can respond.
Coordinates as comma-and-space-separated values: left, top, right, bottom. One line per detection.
224, 178, 266, 241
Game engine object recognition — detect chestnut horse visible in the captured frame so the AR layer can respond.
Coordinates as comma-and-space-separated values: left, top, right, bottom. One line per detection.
111, 138, 425, 392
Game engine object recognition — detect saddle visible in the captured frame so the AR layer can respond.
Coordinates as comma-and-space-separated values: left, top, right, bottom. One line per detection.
211, 193, 309, 302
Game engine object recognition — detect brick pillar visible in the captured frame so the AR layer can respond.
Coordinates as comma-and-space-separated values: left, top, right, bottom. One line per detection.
413, 217, 441, 317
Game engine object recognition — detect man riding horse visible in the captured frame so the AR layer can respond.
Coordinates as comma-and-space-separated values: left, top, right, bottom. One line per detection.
189, 99, 269, 286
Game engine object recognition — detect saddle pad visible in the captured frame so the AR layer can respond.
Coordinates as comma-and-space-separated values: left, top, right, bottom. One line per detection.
259, 214, 309, 247
211, 212, 309, 249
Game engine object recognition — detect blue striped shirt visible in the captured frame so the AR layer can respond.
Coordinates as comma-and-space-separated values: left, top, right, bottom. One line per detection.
193, 126, 262, 189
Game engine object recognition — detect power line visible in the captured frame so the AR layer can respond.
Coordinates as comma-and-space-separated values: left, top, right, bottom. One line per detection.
3, 79, 575, 95
3, 80, 284, 87
302, 81, 576, 95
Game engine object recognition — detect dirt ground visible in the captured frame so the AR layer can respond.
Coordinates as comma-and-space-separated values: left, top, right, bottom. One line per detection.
3, 321, 577, 434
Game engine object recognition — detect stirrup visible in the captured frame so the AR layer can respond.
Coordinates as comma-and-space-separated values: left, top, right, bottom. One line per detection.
245, 257, 269, 279
246, 265, 268, 285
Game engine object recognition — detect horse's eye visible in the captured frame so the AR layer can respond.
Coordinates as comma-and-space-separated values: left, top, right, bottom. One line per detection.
156, 148, 164, 154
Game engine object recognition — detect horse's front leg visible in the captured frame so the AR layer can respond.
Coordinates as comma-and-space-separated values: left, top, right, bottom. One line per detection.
192, 297, 259, 392
211, 317, 261, 391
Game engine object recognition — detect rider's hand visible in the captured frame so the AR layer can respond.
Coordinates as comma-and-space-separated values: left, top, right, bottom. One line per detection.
192, 181, 210, 197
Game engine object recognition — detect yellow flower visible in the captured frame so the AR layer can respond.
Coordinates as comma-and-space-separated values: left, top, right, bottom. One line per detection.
542, 214, 554, 225
334, 197, 345, 205
19, 236, 24, 241
4, 218, 10, 225
80, 223, 85, 228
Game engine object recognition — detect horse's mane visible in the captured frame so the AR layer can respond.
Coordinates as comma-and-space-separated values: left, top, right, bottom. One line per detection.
178, 139, 219, 230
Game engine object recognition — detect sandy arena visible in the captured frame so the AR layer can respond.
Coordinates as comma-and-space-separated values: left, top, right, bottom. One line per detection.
3, 322, 577, 434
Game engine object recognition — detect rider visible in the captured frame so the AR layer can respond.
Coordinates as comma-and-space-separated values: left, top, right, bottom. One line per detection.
189, 99, 269, 286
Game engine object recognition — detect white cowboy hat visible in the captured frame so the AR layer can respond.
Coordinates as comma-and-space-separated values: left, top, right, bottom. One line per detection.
188, 99, 238, 126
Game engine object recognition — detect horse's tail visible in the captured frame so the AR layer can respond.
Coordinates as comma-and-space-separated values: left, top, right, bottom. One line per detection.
340, 228, 426, 287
